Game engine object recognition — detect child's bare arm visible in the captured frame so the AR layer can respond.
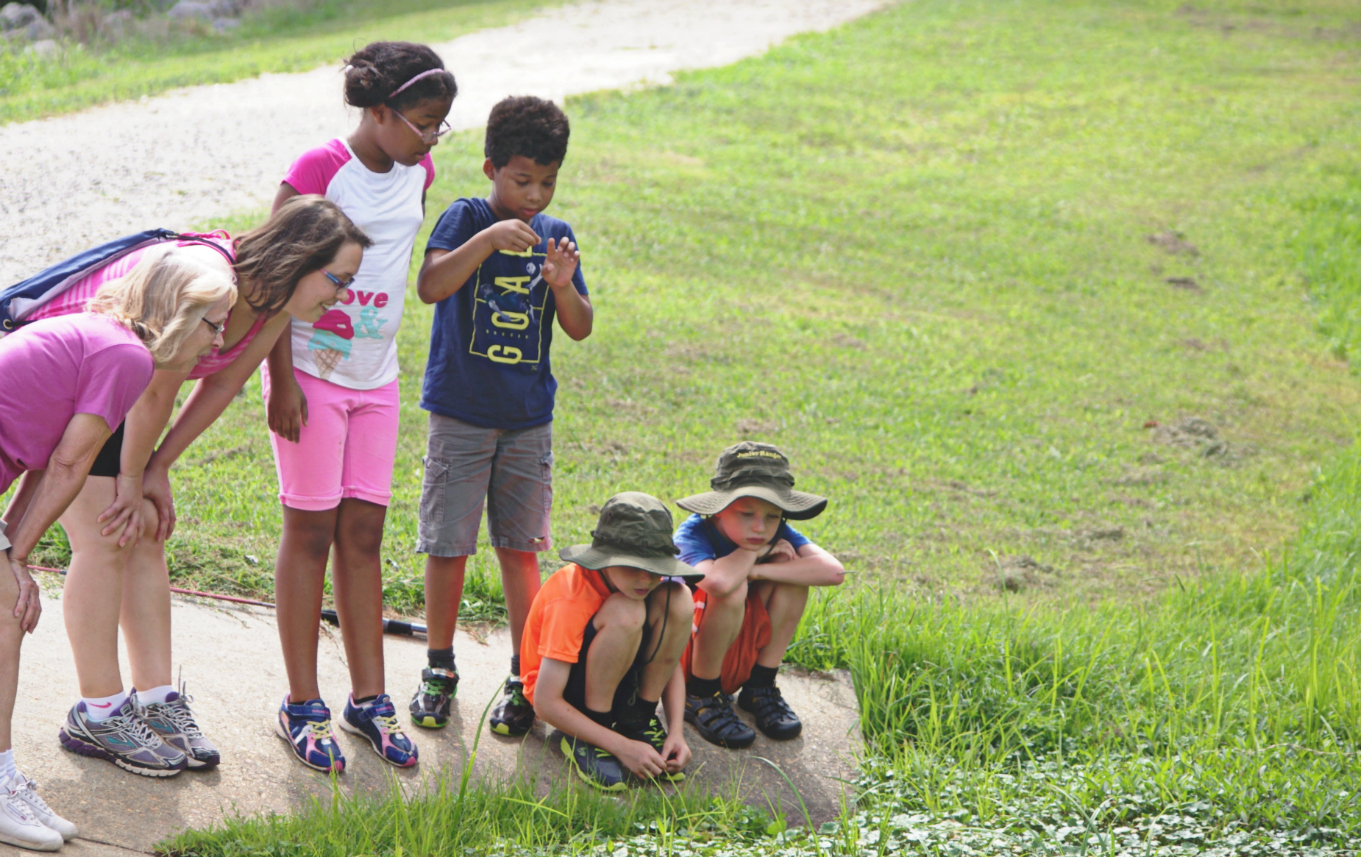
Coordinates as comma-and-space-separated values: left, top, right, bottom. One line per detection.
750, 542, 846, 587
417, 219, 542, 304
543, 238, 592, 341
534, 658, 668, 778
694, 549, 760, 599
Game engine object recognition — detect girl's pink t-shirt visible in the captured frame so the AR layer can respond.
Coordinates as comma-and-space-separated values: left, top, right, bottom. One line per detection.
27, 235, 264, 380
0, 313, 154, 492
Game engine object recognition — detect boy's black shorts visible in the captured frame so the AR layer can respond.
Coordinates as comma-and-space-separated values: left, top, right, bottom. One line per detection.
563, 614, 652, 721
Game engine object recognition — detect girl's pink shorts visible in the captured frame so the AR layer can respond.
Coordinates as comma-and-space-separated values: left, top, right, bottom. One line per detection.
261, 367, 400, 511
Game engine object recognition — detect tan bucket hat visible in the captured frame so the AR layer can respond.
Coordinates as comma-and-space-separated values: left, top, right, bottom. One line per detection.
559, 492, 705, 582
675, 442, 827, 520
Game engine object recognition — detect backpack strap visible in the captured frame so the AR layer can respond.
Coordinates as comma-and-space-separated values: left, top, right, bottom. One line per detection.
171, 232, 236, 267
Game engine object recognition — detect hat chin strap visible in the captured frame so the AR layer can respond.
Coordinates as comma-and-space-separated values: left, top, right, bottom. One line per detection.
597, 566, 619, 595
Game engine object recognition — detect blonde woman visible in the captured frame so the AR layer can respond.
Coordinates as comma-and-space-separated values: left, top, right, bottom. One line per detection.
0, 255, 234, 851
18, 197, 370, 779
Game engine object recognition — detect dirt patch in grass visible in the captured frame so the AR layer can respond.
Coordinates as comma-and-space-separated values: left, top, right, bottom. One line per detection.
1147, 230, 1200, 256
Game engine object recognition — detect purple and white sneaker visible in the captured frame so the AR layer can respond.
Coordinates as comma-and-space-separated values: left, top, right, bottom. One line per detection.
59, 697, 187, 777
275, 697, 345, 774
137, 683, 221, 769
340, 693, 418, 768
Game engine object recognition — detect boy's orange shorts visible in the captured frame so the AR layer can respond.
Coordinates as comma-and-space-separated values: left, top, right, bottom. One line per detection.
681, 586, 772, 696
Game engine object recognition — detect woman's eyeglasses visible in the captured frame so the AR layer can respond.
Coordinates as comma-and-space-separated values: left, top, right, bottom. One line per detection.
200, 316, 226, 336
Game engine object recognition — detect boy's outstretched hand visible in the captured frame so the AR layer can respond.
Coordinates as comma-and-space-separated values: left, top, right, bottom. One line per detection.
542, 237, 580, 290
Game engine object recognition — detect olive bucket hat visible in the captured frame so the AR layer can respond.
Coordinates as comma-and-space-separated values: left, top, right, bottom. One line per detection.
560, 492, 705, 583
675, 441, 828, 520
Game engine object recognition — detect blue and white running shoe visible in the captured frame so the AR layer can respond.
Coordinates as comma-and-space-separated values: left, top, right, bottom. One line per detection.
341, 693, 418, 768
275, 697, 345, 774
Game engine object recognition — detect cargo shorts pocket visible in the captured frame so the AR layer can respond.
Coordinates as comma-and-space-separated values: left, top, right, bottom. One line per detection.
540, 450, 554, 521
420, 456, 450, 526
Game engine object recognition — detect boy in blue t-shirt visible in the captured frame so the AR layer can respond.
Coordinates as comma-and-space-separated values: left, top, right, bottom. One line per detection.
674, 442, 846, 748
410, 96, 593, 737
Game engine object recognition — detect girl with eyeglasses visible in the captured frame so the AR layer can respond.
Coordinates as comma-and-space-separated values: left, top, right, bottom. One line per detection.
262, 42, 455, 774
14, 196, 370, 779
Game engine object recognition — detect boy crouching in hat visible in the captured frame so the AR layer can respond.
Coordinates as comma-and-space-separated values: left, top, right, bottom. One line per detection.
520, 493, 701, 791
676, 442, 845, 749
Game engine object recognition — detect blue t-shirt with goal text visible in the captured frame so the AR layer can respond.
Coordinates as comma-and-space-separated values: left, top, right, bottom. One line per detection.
421, 197, 588, 429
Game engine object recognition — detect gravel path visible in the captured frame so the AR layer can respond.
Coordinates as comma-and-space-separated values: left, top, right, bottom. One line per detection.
0, 0, 884, 283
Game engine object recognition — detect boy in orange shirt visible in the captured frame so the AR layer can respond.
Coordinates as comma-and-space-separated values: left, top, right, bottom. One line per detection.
520, 493, 700, 791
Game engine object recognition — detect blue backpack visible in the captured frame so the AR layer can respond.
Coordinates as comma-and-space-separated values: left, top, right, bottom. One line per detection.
0, 229, 234, 333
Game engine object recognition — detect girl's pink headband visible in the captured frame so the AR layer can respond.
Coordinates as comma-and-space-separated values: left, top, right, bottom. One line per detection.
388, 68, 448, 100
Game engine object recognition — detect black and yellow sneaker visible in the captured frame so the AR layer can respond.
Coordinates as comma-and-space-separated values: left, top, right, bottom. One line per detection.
737, 684, 802, 740
488, 677, 535, 737
614, 716, 685, 782
684, 691, 756, 749
559, 733, 627, 792
409, 668, 458, 729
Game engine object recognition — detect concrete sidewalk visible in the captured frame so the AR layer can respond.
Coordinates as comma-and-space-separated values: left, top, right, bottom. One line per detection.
1, 592, 861, 855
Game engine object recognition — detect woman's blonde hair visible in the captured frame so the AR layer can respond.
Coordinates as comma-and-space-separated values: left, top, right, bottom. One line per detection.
88, 244, 238, 366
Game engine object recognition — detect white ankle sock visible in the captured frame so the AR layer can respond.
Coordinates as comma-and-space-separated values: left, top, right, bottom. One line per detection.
82, 690, 128, 722
137, 685, 176, 705
0, 750, 16, 783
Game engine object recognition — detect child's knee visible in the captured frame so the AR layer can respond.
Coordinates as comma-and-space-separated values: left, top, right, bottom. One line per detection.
597, 592, 646, 633
646, 580, 693, 626
709, 577, 749, 604
287, 516, 336, 558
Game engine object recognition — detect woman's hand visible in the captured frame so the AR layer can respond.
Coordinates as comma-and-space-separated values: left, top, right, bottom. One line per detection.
97, 472, 144, 548
267, 376, 309, 443
143, 465, 176, 541
7, 554, 41, 633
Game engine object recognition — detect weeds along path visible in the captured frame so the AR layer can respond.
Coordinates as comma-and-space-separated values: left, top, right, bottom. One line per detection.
0, 0, 883, 283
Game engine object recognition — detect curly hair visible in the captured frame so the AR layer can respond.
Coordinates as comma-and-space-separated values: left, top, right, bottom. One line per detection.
343, 41, 457, 113
87, 245, 237, 367
232, 196, 372, 317
484, 95, 570, 169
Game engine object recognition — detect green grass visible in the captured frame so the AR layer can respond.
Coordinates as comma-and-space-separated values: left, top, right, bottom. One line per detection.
106, 0, 1361, 617
23, 0, 1361, 852
0, 0, 558, 124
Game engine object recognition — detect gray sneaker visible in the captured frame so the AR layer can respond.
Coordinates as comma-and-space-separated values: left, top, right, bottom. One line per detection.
59, 696, 187, 777
137, 683, 220, 769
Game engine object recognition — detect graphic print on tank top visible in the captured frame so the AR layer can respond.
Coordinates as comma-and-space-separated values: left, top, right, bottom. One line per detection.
306, 298, 388, 379
470, 245, 552, 366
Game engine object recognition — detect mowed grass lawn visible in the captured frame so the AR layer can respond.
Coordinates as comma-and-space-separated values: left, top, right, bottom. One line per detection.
0, 0, 558, 124
19, 0, 1361, 853
97, 0, 1361, 617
